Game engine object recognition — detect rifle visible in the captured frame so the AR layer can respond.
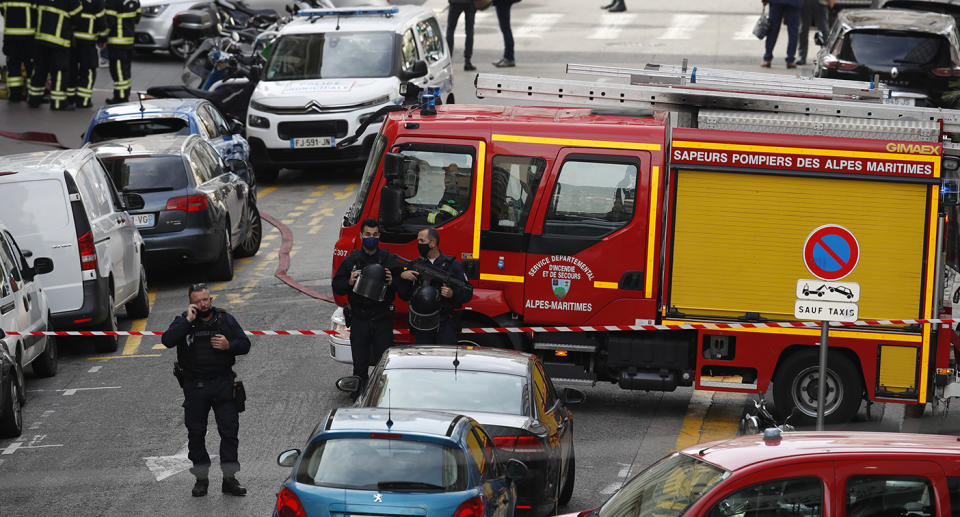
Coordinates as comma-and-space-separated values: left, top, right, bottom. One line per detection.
398, 256, 469, 292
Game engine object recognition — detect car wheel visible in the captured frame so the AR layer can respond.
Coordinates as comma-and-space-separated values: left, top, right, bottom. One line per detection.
558, 449, 575, 505
235, 200, 262, 258
0, 372, 23, 438
210, 225, 234, 281
168, 38, 198, 60
254, 166, 279, 183
13, 351, 24, 405
32, 330, 58, 378
93, 294, 119, 353
124, 267, 150, 319
773, 349, 862, 426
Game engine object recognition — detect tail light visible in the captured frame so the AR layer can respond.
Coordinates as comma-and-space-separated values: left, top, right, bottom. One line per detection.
276, 486, 307, 517
492, 435, 543, 453
453, 495, 484, 517
932, 67, 960, 77
77, 231, 98, 271
166, 194, 208, 212
821, 56, 858, 70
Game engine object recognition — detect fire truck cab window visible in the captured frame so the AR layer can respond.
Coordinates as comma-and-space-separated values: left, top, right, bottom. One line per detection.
544, 159, 638, 237
396, 150, 474, 227
489, 155, 546, 233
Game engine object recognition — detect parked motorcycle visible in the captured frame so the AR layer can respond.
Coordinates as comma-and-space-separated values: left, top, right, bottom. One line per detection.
739, 396, 796, 435
169, 0, 279, 60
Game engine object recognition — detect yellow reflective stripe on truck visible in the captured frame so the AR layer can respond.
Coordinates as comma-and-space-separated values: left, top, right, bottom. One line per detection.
493, 133, 662, 151
472, 140, 485, 260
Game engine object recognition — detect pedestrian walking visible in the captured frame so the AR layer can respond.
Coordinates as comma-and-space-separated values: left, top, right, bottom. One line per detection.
71, 0, 107, 108
28, 0, 81, 110
761, 0, 802, 69
446, 0, 476, 71
492, 0, 519, 68
797, 0, 833, 65
600, 0, 625, 12
103, 0, 139, 104
397, 227, 473, 346
161, 283, 250, 498
0, 0, 37, 102
331, 218, 400, 392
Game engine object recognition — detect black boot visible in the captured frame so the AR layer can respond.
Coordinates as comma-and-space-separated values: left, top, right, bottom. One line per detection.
222, 477, 247, 496
600, 0, 616, 8
607, 0, 626, 12
191, 478, 209, 497
105, 96, 127, 105
8, 87, 23, 103
464, 60, 476, 72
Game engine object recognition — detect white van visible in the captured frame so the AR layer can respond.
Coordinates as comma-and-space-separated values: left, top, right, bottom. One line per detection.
0, 149, 150, 352
245, 6, 453, 182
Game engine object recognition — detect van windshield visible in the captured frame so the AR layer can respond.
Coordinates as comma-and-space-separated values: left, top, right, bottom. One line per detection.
0, 179, 71, 234
100, 155, 188, 192
264, 32, 395, 81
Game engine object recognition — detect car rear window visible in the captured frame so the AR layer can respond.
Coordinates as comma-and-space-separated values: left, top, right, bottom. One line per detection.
100, 155, 188, 192
89, 118, 190, 143
297, 437, 466, 492
840, 31, 951, 67
0, 179, 71, 233
368, 369, 526, 415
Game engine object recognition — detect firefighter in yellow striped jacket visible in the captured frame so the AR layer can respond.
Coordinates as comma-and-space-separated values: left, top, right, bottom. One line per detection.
27, 0, 81, 110
1, 0, 38, 102
70, 0, 106, 108
103, 0, 138, 104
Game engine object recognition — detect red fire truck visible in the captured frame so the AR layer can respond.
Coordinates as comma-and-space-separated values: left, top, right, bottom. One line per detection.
330, 63, 960, 424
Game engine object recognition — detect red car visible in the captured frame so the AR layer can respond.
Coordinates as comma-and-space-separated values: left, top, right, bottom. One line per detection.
565, 430, 960, 517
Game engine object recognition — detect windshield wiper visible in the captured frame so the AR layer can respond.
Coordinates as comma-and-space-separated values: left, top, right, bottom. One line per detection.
377, 481, 443, 490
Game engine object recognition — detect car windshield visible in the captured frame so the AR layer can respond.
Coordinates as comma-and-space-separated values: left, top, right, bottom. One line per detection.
840, 31, 951, 67
297, 437, 467, 492
368, 369, 526, 415
89, 119, 191, 143
100, 155, 188, 192
264, 32, 395, 80
597, 452, 727, 517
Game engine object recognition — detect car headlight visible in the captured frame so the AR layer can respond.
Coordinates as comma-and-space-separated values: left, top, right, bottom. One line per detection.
331, 306, 349, 339
141, 4, 168, 17
248, 114, 269, 128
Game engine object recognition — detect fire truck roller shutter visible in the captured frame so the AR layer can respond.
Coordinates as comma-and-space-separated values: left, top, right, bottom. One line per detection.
669, 170, 927, 320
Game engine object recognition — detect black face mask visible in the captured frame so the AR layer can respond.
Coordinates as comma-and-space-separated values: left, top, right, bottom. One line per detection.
418, 243, 431, 258
197, 307, 213, 319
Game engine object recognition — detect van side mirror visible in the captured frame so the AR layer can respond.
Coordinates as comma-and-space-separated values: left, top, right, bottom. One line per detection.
380, 185, 405, 228
401, 60, 428, 81
124, 192, 145, 210
382, 152, 403, 180
32, 257, 54, 276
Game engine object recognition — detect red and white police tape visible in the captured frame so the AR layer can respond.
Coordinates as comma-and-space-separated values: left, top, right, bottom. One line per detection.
3, 318, 958, 337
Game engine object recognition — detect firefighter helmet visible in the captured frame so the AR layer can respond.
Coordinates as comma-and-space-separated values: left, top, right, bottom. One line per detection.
408, 284, 441, 331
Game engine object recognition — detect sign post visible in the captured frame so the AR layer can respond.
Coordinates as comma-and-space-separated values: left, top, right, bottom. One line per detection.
797, 225, 861, 430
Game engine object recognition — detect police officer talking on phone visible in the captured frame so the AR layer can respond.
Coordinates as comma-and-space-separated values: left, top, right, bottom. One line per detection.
332, 218, 400, 391
161, 283, 251, 498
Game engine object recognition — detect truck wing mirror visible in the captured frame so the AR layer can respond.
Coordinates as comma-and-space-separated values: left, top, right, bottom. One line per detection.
382, 152, 404, 180
380, 185, 405, 228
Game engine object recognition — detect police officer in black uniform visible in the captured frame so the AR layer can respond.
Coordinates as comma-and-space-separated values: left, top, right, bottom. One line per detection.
70, 0, 106, 108
397, 227, 473, 345
332, 218, 400, 388
161, 283, 250, 498
103, 0, 138, 104
28, 0, 81, 110
0, 0, 37, 102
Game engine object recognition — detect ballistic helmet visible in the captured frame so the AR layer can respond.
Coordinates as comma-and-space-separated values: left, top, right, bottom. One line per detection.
408, 284, 441, 331
353, 263, 388, 301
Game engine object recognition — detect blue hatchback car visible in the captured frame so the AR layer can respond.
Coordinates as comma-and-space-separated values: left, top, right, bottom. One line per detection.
275, 408, 528, 517
83, 98, 250, 166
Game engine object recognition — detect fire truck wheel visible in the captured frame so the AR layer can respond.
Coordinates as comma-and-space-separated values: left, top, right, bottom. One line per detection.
772, 350, 862, 426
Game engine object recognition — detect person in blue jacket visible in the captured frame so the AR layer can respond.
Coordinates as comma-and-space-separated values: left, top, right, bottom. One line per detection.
761, 0, 802, 69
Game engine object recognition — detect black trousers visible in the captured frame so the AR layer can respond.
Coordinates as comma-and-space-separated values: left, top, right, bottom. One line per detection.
108, 44, 132, 100
28, 45, 70, 109
3, 36, 32, 100
350, 316, 393, 381
182, 376, 239, 479
798, 0, 829, 61
446, 3, 475, 60
72, 41, 99, 107
413, 319, 459, 346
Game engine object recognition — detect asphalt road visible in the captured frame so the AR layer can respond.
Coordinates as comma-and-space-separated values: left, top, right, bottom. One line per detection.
2, 0, 960, 515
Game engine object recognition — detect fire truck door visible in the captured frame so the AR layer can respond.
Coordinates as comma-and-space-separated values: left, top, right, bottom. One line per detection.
523, 149, 655, 325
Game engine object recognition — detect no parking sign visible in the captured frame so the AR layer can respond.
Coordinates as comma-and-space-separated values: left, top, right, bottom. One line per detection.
802, 224, 860, 281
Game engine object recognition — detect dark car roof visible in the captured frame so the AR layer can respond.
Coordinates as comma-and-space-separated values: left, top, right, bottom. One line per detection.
325, 407, 468, 437
381, 345, 533, 376
87, 134, 199, 158
839, 8, 957, 34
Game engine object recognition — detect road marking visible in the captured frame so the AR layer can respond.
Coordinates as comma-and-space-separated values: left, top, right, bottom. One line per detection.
599, 462, 632, 495
308, 224, 324, 235
282, 219, 295, 225
258, 186, 279, 199
303, 198, 317, 204
144, 441, 217, 481
121, 289, 157, 355
333, 191, 354, 200
675, 389, 746, 451
589, 13, 637, 40
733, 15, 759, 40
88, 354, 162, 360
313, 207, 334, 217
60, 386, 121, 396
659, 14, 708, 40
88, 366, 102, 373
288, 211, 303, 217
515, 13, 563, 39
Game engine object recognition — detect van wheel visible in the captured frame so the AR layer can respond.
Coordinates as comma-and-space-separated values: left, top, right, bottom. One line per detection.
210, 226, 234, 281
254, 166, 279, 183
32, 331, 58, 378
0, 372, 23, 438
235, 201, 262, 258
94, 295, 119, 353
125, 268, 150, 319
773, 350, 862, 426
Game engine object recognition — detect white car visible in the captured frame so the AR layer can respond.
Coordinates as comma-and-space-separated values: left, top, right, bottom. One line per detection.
0, 149, 150, 353
136, 0, 204, 57
245, 5, 453, 182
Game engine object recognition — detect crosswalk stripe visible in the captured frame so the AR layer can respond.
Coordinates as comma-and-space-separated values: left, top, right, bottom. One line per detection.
588, 13, 638, 40
733, 14, 759, 41
658, 13, 708, 40
514, 13, 563, 39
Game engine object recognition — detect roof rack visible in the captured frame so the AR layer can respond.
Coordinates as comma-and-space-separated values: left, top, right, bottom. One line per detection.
295, 6, 398, 17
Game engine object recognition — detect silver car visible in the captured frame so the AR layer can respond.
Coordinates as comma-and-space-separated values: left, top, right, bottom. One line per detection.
135, 0, 204, 55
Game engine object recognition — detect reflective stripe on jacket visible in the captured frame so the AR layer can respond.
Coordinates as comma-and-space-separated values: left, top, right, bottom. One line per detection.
0, 0, 37, 36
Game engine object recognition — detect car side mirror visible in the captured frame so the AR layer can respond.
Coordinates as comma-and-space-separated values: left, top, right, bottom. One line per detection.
561, 387, 585, 406
226, 158, 249, 178
401, 60, 428, 81
124, 192, 145, 210
230, 121, 243, 134
336, 375, 362, 394
504, 459, 528, 480
32, 257, 54, 276
277, 449, 300, 467
814, 31, 824, 47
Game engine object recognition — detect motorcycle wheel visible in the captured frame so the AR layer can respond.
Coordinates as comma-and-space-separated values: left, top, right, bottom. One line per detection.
169, 39, 198, 61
